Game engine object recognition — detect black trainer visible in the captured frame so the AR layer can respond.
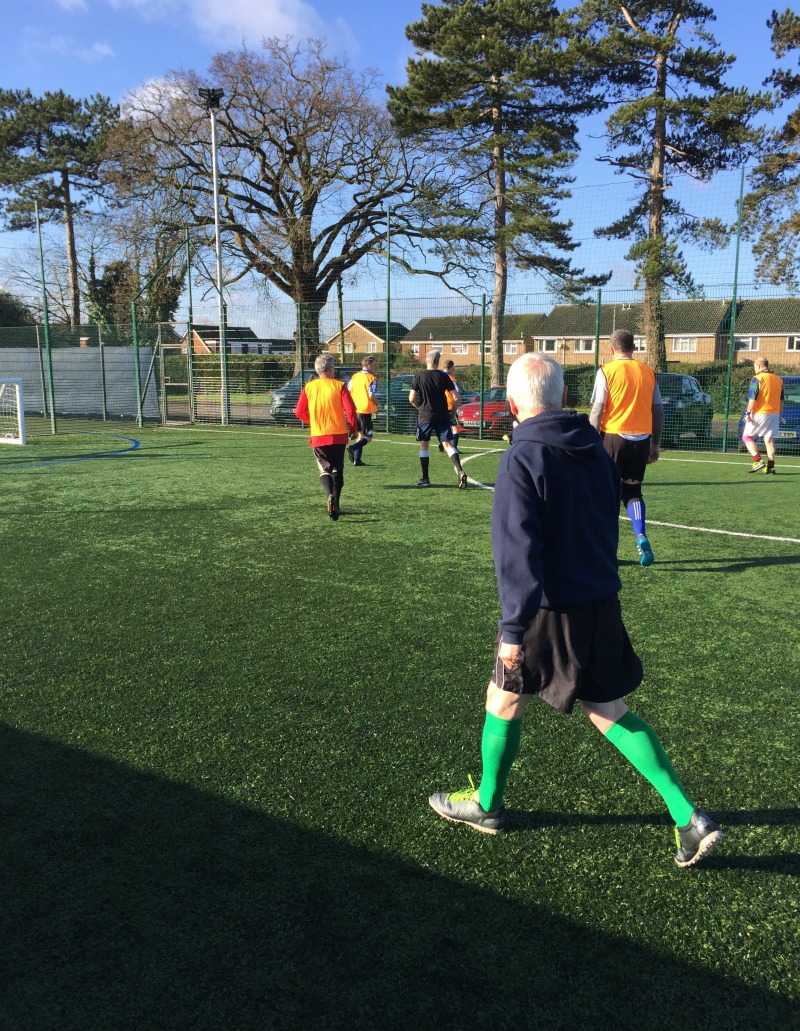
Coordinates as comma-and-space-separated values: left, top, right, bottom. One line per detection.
415, 477, 431, 487
674, 810, 723, 867
346, 445, 355, 464
428, 786, 506, 835
458, 472, 468, 489
326, 495, 339, 521
354, 459, 366, 467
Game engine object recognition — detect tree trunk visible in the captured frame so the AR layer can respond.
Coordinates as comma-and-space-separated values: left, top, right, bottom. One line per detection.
294, 297, 325, 371
491, 90, 507, 387
62, 170, 81, 327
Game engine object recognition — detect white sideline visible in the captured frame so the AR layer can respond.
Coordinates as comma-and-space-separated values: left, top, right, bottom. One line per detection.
458, 450, 800, 545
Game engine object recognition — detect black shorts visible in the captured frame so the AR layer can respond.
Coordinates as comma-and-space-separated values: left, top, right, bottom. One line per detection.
416, 417, 453, 444
357, 414, 374, 436
492, 596, 643, 714
602, 434, 650, 483
312, 444, 346, 477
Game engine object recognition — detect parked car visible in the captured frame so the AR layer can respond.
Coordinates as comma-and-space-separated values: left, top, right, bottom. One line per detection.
457, 387, 514, 439
269, 365, 361, 425
655, 373, 713, 445
736, 374, 800, 451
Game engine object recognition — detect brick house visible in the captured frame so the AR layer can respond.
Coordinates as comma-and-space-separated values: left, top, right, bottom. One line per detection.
325, 319, 408, 357
181, 325, 290, 355
725, 298, 800, 366
401, 314, 546, 365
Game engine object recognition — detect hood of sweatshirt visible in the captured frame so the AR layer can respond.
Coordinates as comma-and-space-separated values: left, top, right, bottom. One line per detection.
511, 410, 601, 465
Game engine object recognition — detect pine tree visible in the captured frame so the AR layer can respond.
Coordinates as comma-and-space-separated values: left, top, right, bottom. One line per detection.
387, 0, 607, 386
582, 1, 767, 369
0, 90, 119, 327
743, 7, 800, 287
0, 289, 36, 328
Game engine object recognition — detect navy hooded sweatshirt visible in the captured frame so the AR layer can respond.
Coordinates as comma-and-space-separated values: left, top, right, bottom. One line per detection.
491, 409, 622, 646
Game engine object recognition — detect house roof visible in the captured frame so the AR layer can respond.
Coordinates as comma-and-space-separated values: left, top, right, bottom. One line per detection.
729, 297, 800, 335
327, 319, 408, 342
404, 314, 546, 342
192, 325, 258, 341
536, 300, 731, 338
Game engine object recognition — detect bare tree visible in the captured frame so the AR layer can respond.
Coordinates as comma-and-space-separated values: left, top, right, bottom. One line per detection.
107, 38, 429, 354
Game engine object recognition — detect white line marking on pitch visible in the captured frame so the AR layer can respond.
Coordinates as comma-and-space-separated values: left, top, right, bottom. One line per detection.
459, 452, 800, 544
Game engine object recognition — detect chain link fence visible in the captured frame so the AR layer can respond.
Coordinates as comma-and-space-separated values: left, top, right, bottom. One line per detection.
1, 286, 798, 455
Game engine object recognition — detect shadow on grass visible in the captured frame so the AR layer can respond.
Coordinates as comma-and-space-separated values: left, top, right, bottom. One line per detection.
631, 555, 800, 571
3, 724, 795, 1031
509, 809, 800, 876
383, 483, 476, 490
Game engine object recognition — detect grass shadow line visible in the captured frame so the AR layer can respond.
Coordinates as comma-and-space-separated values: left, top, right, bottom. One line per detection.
3, 724, 796, 1031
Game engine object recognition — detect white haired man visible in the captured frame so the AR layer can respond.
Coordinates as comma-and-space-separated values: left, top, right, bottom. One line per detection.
428, 353, 722, 867
408, 350, 467, 488
294, 353, 357, 520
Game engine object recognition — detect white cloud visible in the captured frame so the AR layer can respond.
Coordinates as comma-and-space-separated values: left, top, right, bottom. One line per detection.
22, 29, 115, 63
110, 0, 355, 50
120, 76, 186, 119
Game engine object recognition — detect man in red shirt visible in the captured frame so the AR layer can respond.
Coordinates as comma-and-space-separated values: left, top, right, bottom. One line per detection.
294, 353, 357, 520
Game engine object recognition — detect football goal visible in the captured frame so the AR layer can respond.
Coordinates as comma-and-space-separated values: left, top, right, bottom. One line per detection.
0, 379, 26, 445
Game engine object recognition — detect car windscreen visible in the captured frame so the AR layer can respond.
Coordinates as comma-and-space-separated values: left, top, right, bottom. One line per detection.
783, 380, 800, 405
655, 376, 682, 397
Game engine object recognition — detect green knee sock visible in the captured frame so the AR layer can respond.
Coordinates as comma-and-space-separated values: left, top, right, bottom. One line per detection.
478, 711, 522, 813
604, 711, 695, 826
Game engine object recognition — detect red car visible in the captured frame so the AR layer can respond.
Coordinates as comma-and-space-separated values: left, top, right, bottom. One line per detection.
457, 387, 513, 439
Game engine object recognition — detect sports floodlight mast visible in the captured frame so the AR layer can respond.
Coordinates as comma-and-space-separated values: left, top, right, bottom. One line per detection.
197, 85, 229, 423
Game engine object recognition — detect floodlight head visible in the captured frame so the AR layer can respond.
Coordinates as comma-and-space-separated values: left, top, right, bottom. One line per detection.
198, 87, 224, 110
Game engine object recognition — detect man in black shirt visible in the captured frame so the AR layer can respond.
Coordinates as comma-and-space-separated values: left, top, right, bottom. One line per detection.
409, 350, 468, 488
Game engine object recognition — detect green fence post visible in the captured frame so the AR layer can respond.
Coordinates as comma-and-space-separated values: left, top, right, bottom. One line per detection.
298, 302, 305, 374
479, 295, 486, 441
594, 288, 602, 376
130, 302, 144, 429
35, 201, 57, 434
186, 229, 196, 424
722, 167, 746, 453
98, 323, 108, 420
385, 205, 392, 433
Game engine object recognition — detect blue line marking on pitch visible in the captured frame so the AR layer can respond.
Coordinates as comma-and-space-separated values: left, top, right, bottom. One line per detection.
0, 433, 141, 471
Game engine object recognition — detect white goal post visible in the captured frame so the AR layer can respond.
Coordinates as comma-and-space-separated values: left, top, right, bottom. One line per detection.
0, 379, 26, 445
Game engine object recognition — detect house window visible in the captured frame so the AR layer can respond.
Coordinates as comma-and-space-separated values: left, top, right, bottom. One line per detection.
345, 342, 355, 353
410, 344, 421, 357
787, 336, 800, 352
734, 336, 759, 352
575, 338, 594, 353
633, 337, 646, 352
452, 343, 468, 355
672, 337, 697, 353
504, 342, 518, 355
540, 339, 557, 353
483, 343, 491, 355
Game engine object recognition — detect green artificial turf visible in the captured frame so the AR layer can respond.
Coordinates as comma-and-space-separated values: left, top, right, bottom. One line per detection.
1, 427, 798, 1030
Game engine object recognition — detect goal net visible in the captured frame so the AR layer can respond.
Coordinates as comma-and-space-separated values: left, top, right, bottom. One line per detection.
0, 379, 26, 445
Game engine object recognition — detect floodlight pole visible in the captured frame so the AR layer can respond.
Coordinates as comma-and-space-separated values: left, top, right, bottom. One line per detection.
199, 87, 230, 425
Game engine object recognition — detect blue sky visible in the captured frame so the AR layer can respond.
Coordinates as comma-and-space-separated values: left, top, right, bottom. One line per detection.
1, 0, 792, 312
